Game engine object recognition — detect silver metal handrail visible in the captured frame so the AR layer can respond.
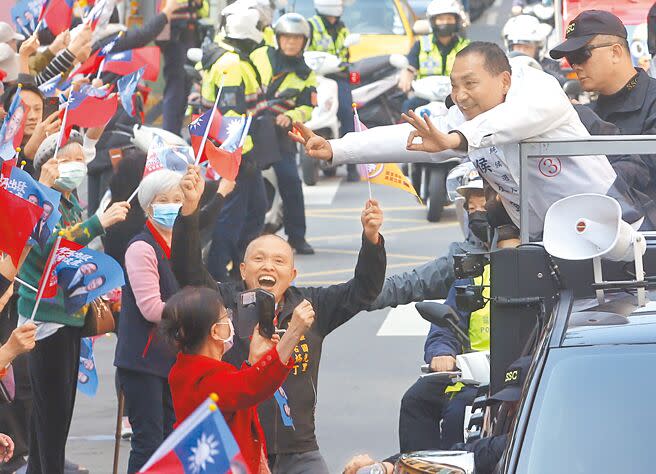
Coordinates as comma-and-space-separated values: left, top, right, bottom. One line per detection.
518, 135, 656, 243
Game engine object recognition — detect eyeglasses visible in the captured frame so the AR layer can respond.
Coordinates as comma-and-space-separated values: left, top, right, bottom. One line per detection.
565, 43, 617, 66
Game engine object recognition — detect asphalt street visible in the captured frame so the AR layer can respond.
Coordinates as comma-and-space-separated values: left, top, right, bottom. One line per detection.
66, 2, 513, 471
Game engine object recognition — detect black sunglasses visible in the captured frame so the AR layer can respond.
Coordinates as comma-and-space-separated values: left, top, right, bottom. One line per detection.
565, 43, 617, 65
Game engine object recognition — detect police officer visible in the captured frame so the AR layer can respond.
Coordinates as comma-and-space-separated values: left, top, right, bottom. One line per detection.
502, 14, 565, 83
203, 7, 269, 281
250, 13, 317, 255
220, 0, 283, 47
307, 0, 359, 181
398, 0, 470, 112
550, 10, 656, 222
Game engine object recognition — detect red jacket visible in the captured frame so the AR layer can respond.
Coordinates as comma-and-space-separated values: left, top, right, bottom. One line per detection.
168, 347, 293, 473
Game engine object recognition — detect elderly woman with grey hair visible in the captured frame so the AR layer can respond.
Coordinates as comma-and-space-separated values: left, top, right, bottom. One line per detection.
16, 131, 131, 474
114, 165, 214, 473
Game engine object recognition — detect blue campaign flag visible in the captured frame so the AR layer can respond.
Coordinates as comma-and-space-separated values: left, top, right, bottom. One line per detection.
11, 0, 41, 36
77, 337, 99, 397
117, 67, 144, 117
53, 246, 125, 315
139, 396, 246, 473
5, 167, 61, 250
0, 92, 29, 161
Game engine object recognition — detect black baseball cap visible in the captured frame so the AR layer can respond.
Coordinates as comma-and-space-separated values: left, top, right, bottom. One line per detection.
488, 356, 532, 403
550, 10, 627, 59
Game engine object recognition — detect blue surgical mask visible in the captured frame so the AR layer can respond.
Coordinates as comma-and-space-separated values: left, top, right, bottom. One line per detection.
150, 203, 182, 229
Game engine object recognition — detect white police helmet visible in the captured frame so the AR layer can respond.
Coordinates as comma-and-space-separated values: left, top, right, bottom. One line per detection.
502, 14, 552, 60
426, 0, 469, 27
224, 7, 264, 44
313, 0, 344, 17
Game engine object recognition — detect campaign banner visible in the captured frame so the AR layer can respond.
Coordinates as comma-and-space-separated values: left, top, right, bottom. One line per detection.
10, 0, 41, 36
53, 245, 125, 314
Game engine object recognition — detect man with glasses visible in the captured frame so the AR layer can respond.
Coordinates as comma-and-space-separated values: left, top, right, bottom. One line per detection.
550, 10, 656, 218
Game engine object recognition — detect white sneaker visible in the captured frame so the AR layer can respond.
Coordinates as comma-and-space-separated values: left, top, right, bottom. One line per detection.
121, 417, 133, 440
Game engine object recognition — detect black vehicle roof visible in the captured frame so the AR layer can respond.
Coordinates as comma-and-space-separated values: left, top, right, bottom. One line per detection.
561, 294, 656, 347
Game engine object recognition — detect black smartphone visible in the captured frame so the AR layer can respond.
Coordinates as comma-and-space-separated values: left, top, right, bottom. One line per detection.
43, 97, 60, 118
236, 289, 276, 339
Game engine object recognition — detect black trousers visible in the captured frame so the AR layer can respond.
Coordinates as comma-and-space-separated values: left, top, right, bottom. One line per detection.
0, 298, 31, 472
399, 376, 478, 453
117, 368, 175, 474
26, 325, 81, 474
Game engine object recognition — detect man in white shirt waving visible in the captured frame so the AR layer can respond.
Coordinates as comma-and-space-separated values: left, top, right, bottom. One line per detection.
291, 42, 644, 238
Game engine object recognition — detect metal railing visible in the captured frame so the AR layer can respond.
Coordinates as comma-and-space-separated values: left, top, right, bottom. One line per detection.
518, 135, 656, 243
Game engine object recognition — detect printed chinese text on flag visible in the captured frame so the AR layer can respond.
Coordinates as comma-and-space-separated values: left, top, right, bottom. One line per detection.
39, 0, 75, 35
6, 167, 62, 250
139, 396, 248, 474
360, 163, 422, 202
103, 47, 160, 81
0, 187, 43, 266
0, 92, 30, 161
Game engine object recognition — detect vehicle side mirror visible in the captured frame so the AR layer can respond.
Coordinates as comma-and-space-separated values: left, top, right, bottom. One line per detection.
415, 302, 459, 328
563, 79, 582, 100
413, 19, 431, 36
389, 53, 409, 70
343, 33, 361, 48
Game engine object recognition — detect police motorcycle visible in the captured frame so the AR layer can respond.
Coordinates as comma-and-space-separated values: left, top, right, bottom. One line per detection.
406, 73, 463, 223
299, 33, 361, 186
349, 53, 408, 127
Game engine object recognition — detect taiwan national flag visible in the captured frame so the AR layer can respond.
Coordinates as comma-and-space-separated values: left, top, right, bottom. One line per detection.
38, 0, 75, 35
38, 74, 64, 97
61, 88, 118, 145
117, 67, 144, 117
103, 47, 160, 82
139, 396, 248, 474
0, 92, 29, 161
188, 111, 251, 181
68, 33, 122, 79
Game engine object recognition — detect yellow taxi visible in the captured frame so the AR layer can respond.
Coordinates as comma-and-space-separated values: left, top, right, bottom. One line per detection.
285, 0, 419, 61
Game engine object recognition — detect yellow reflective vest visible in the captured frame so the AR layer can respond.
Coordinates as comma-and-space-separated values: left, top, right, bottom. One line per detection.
250, 45, 317, 124
307, 15, 350, 64
417, 35, 469, 79
201, 45, 261, 154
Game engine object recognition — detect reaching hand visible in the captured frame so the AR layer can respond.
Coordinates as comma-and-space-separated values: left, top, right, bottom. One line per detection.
0, 434, 14, 463
398, 68, 414, 94
361, 199, 383, 245
5, 323, 37, 358
289, 299, 315, 333
49, 30, 70, 55
288, 122, 333, 161
430, 355, 456, 372
217, 178, 236, 198
275, 114, 292, 129
248, 324, 278, 365
69, 24, 92, 62
402, 109, 463, 153
99, 202, 130, 229
38, 158, 60, 188
180, 165, 205, 216
19, 35, 40, 58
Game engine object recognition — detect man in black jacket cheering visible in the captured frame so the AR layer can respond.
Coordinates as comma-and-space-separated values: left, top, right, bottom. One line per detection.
171, 168, 386, 474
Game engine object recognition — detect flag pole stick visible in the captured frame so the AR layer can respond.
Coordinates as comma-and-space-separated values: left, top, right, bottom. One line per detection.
14, 277, 38, 293
126, 185, 140, 204
112, 390, 125, 474
353, 105, 372, 201
194, 74, 225, 166
52, 97, 70, 161
30, 234, 62, 320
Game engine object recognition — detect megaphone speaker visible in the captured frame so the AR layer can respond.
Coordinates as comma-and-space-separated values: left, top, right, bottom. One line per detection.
543, 194, 645, 262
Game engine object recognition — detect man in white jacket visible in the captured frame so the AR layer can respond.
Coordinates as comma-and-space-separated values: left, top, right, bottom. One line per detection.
291, 42, 643, 238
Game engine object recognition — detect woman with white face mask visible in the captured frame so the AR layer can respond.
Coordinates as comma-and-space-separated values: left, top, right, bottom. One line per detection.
113, 166, 196, 473
18, 130, 130, 474
162, 286, 315, 474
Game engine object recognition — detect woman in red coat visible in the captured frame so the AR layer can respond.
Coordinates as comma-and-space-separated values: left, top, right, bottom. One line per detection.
162, 286, 315, 474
